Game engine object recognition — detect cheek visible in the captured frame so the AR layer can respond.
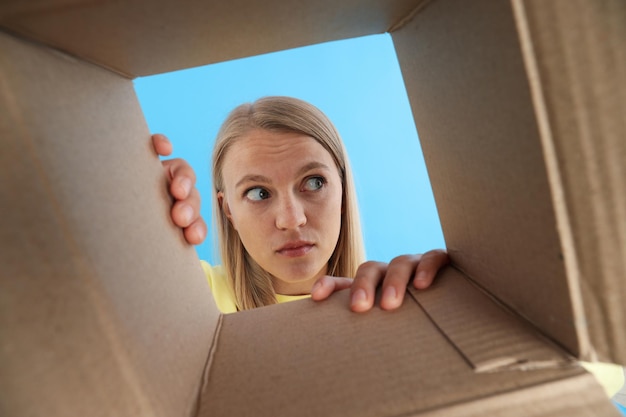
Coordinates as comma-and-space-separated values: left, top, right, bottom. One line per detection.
223, 198, 245, 233
230, 217, 258, 256
228, 208, 249, 235
228, 206, 268, 247
322, 189, 344, 239
224, 196, 258, 233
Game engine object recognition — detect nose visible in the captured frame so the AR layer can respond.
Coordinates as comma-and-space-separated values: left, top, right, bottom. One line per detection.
275, 194, 307, 230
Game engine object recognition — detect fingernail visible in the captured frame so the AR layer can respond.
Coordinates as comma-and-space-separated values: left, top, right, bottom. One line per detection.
351, 289, 367, 307
179, 177, 192, 196
191, 223, 206, 242
414, 271, 429, 289
181, 204, 193, 224
383, 286, 397, 303
196, 224, 206, 240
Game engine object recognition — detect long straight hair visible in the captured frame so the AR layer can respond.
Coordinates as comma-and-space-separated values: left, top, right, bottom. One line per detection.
212, 96, 365, 310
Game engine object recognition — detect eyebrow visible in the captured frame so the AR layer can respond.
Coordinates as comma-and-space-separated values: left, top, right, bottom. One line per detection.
235, 174, 272, 188
234, 161, 332, 188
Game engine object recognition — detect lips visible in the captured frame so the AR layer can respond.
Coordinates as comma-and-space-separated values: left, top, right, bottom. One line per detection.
276, 241, 315, 258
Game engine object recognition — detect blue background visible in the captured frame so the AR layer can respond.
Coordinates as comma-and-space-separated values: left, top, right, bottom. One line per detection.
135, 33, 445, 265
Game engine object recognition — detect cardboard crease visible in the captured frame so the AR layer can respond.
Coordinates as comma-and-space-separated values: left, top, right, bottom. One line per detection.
387, 0, 433, 33
406, 283, 475, 370
0, 28, 134, 78
448, 264, 576, 363
191, 314, 225, 417
409, 267, 575, 374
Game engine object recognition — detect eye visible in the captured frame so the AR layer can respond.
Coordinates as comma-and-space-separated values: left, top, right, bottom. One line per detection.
303, 176, 326, 191
245, 187, 270, 201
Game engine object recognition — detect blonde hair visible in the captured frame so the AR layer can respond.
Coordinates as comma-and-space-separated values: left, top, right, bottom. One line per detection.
212, 96, 365, 310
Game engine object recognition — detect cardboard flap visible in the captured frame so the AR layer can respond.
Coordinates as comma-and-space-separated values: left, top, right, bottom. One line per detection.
197, 274, 605, 416
0, 32, 217, 417
512, 0, 626, 366
392, 0, 625, 365
0, 0, 421, 77
392, 0, 582, 357
409, 268, 572, 372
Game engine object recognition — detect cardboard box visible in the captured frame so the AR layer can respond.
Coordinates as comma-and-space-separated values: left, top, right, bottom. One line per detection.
1, 0, 624, 416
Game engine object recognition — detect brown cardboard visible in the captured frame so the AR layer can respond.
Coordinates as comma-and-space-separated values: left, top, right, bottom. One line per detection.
0, 0, 422, 77
409, 269, 570, 372
0, 31, 217, 417
417, 371, 620, 417
198, 268, 614, 417
393, 0, 582, 357
1, 0, 624, 416
514, 0, 626, 366
393, 0, 626, 364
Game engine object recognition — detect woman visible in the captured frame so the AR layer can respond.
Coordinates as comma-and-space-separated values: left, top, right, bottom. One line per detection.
158, 96, 449, 313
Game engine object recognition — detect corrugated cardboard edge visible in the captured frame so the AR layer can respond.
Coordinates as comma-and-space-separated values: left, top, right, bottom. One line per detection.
190, 314, 224, 417
510, 0, 592, 362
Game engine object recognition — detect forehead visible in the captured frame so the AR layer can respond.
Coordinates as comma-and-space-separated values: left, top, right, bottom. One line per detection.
224, 129, 336, 168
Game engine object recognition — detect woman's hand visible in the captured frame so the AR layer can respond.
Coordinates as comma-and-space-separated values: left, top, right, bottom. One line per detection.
310, 249, 449, 312
152, 133, 207, 245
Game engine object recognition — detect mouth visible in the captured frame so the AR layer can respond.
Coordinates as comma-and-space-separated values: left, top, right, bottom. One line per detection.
276, 241, 315, 258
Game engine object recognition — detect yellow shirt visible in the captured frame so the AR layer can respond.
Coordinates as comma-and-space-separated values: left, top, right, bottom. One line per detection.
200, 261, 624, 403
200, 260, 309, 314
582, 361, 625, 401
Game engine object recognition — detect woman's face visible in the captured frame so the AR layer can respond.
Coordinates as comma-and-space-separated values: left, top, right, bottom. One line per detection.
218, 128, 343, 295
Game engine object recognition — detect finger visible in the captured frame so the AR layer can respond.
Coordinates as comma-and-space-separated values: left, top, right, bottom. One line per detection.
413, 249, 450, 289
152, 133, 173, 157
310, 276, 353, 301
183, 217, 208, 245
380, 254, 423, 311
350, 261, 388, 313
171, 188, 201, 228
162, 158, 197, 200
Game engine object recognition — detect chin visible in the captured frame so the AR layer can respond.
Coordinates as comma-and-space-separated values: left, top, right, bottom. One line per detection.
275, 265, 323, 284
